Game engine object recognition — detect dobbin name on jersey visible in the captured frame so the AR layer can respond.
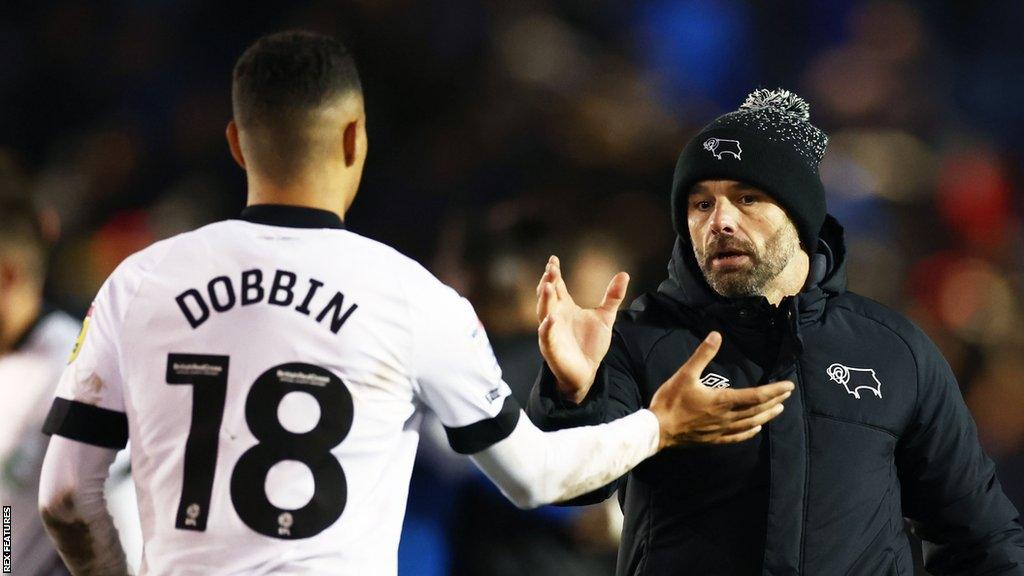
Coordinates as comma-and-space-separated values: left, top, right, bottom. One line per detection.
175, 269, 359, 334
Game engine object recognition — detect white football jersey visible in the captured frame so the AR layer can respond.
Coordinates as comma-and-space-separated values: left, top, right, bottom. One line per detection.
44, 206, 518, 576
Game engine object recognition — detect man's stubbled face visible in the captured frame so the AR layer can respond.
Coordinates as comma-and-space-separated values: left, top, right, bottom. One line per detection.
692, 221, 798, 298
686, 180, 801, 299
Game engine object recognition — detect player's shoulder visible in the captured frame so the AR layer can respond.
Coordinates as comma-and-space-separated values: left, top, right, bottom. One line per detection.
109, 224, 214, 281
109, 219, 283, 275
99, 222, 238, 305
340, 229, 425, 268
342, 230, 456, 295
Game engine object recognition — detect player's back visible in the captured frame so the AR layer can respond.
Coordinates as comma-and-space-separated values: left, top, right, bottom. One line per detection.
88, 209, 468, 575
45, 207, 674, 576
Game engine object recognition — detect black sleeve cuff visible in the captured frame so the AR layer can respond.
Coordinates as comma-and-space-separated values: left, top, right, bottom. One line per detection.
42, 398, 129, 449
444, 395, 522, 455
526, 362, 610, 431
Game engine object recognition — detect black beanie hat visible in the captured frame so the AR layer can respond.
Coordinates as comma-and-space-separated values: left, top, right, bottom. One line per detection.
670, 88, 828, 251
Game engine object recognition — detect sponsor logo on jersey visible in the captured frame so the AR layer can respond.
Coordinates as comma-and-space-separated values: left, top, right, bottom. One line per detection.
700, 372, 731, 389
277, 369, 330, 387
171, 362, 224, 377
826, 363, 883, 399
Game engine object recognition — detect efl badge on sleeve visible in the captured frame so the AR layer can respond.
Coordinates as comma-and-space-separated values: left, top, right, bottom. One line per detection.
67, 305, 94, 364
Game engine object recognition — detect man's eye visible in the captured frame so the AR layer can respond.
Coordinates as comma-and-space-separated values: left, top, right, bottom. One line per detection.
739, 194, 757, 205
695, 200, 712, 211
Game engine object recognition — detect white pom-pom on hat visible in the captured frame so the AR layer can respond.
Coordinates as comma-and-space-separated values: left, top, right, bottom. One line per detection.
739, 88, 811, 122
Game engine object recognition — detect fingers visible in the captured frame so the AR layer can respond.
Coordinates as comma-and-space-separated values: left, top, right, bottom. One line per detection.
536, 256, 564, 322
537, 282, 555, 322
676, 331, 722, 380
678, 384, 792, 445
538, 306, 570, 361
710, 425, 763, 445
536, 255, 569, 300
536, 256, 555, 298
538, 312, 554, 347
597, 271, 629, 321
719, 380, 794, 408
727, 390, 791, 419
690, 393, 783, 434
549, 255, 569, 300
537, 313, 563, 372
720, 402, 784, 434
536, 257, 626, 331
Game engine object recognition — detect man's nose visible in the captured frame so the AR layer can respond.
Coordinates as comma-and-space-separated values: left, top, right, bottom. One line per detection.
710, 202, 737, 236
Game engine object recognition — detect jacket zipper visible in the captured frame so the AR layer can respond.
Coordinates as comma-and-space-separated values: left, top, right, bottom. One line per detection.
794, 360, 810, 575
786, 296, 811, 576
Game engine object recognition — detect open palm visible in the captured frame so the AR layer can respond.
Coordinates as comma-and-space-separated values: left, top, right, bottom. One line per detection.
536, 256, 629, 404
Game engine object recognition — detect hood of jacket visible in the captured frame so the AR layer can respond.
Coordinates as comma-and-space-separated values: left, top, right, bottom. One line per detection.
656, 214, 848, 324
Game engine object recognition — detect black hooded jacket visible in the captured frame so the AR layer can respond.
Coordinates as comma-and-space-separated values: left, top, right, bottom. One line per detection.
527, 216, 1024, 575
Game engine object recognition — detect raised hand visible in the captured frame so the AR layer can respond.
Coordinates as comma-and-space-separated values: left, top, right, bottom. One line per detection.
536, 255, 629, 404
649, 331, 794, 448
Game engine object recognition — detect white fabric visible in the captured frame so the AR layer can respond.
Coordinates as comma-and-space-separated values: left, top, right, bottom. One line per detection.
471, 409, 660, 509
38, 437, 127, 575
49, 220, 516, 576
46, 219, 662, 575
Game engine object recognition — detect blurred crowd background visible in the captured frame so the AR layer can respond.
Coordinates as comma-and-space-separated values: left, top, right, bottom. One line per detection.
1, 0, 1022, 575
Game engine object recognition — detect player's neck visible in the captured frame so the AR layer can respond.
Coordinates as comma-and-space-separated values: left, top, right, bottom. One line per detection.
245, 172, 358, 221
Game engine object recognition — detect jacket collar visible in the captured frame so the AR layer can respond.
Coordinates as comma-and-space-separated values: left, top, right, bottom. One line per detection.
654, 214, 847, 325
238, 204, 345, 229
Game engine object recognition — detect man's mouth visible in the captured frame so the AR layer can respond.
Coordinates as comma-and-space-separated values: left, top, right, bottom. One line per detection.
710, 250, 751, 269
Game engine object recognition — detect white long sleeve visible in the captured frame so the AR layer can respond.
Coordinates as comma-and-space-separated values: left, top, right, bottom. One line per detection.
470, 409, 660, 509
38, 436, 128, 576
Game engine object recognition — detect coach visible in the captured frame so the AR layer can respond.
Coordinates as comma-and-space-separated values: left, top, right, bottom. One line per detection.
527, 89, 1024, 575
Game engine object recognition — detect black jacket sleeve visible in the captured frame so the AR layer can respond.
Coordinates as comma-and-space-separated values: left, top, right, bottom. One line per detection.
896, 331, 1024, 575
526, 330, 645, 504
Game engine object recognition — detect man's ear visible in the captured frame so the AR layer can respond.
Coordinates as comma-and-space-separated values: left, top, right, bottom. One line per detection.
342, 119, 359, 168
226, 121, 247, 170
